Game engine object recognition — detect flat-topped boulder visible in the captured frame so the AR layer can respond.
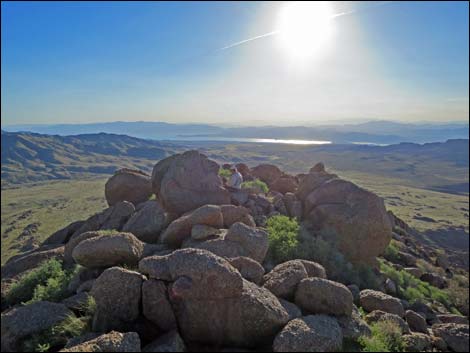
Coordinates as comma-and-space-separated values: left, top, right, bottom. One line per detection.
72, 232, 144, 268
151, 150, 230, 215
295, 278, 353, 317
360, 289, 405, 317
105, 168, 152, 206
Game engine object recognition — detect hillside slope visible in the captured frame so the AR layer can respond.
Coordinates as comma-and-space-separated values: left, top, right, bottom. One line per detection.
1, 131, 183, 185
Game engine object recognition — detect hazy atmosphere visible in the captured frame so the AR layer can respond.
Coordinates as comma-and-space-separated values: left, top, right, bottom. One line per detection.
1, 3, 469, 352
2, 1, 469, 126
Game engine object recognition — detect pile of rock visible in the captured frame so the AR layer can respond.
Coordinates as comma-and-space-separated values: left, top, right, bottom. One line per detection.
2, 151, 468, 352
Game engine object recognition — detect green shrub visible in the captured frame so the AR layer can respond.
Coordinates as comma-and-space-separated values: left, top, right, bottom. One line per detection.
218, 168, 232, 178
358, 320, 404, 352
6, 259, 77, 305
266, 215, 300, 264
241, 179, 269, 193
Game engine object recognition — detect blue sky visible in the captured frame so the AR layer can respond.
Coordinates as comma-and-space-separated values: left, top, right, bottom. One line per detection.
1, 1, 469, 126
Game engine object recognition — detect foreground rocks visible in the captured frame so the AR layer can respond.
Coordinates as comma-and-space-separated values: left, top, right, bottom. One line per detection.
273, 315, 343, 352
4, 151, 457, 353
61, 331, 141, 352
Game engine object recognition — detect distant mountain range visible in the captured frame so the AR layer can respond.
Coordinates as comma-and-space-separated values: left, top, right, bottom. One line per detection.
3, 120, 468, 144
2, 130, 469, 195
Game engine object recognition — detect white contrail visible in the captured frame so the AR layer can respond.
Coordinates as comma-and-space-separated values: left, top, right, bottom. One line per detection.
218, 1, 393, 51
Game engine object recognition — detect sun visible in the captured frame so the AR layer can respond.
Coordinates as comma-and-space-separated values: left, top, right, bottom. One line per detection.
277, 1, 334, 61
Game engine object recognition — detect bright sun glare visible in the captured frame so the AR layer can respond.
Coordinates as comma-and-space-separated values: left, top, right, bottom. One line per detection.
277, 1, 334, 61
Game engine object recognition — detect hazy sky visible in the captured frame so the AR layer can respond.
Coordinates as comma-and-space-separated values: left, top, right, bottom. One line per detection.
1, 1, 469, 126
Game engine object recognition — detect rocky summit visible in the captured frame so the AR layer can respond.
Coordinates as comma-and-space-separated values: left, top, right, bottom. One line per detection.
1, 150, 468, 352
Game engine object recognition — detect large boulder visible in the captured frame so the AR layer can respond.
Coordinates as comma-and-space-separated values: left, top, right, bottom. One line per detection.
61, 331, 141, 352
432, 323, 469, 352
359, 289, 405, 317
405, 310, 428, 333
224, 222, 269, 263
263, 260, 308, 300
105, 168, 152, 206
142, 279, 177, 332
295, 278, 353, 317
251, 164, 283, 185
72, 232, 144, 268
151, 151, 230, 215
90, 267, 145, 332
139, 249, 289, 348
1, 301, 72, 351
273, 315, 343, 352
160, 205, 223, 247
174, 279, 290, 348
301, 178, 392, 265
270, 176, 298, 194
123, 200, 173, 243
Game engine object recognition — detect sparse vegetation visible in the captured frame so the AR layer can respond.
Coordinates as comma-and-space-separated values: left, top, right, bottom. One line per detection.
5, 259, 77, 305
266, 215, 299, 264
22, 314, 90, 352
241, 179, 269, 193
380, 260, 455, 310
218, 168, 232, 178
358, 320, 404, 352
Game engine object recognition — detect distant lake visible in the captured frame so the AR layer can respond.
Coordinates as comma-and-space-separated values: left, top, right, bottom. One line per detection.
167, 136, 333, 145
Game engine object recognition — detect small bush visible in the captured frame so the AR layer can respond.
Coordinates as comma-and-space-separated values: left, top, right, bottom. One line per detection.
383, 240, 401, 264
6, 259, 77, 305
241, 179, 269, 193
358, 320, 404, 352
266, 215, 300, 264
218, 168, 232, 178
295, 230, 380, 289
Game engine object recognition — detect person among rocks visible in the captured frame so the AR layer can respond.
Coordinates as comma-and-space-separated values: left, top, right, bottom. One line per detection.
227, 167, 243, 190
